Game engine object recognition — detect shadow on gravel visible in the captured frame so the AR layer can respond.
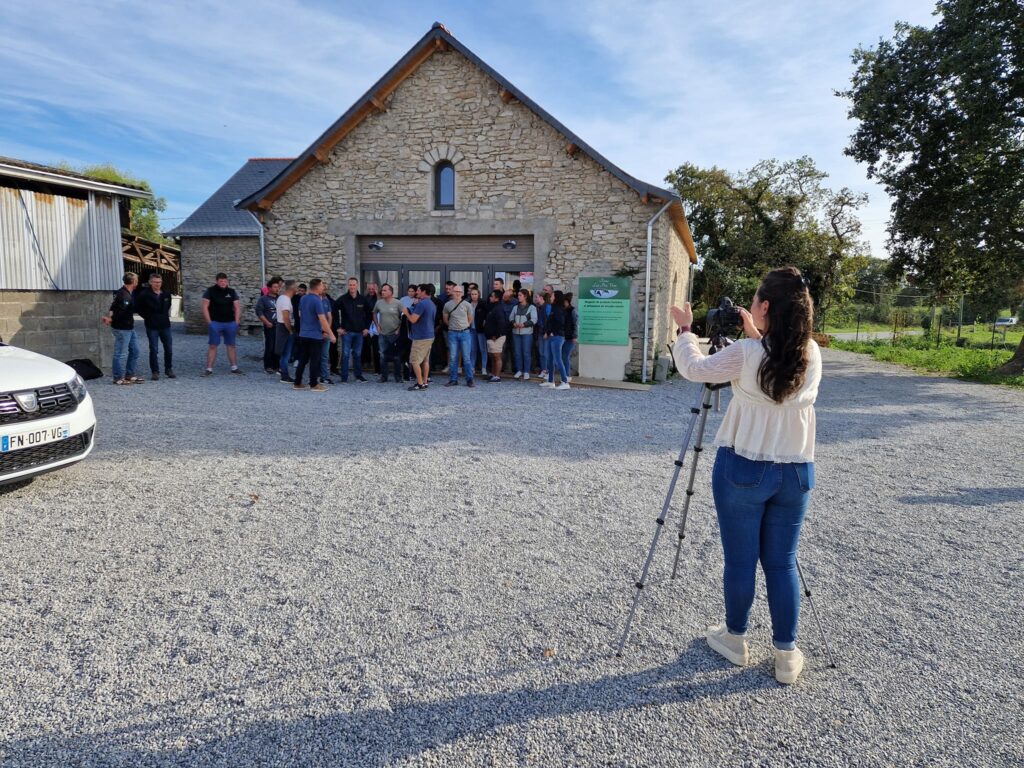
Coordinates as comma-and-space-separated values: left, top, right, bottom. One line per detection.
898, 488, 1024, 506
5, 641, 778, 766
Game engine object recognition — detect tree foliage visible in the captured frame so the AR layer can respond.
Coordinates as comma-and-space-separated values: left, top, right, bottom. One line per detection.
59, 162, 168, 243
840, 0, 1024, 370
666, 157, 870, 329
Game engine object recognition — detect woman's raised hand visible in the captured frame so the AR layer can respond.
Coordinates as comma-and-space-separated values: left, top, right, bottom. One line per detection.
670, 303, 693, 330
738, 308, 762, 340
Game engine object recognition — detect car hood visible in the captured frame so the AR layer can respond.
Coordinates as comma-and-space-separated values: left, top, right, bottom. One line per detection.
0, 345, 77, 391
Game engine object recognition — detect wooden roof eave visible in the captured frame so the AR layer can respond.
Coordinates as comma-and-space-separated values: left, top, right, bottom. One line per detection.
238, 24, 685, 215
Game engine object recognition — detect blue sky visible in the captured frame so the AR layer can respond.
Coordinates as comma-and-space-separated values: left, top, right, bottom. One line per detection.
0, 0, 939, 256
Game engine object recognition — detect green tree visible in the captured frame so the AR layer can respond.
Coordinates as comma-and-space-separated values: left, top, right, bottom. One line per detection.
840, 0, 1024, 371
59, 162, 168, 243
666, 157, 869, 330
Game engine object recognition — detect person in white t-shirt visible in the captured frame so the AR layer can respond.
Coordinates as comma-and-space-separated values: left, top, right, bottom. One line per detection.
275, 279, 297, 382
670, 266, 821, 685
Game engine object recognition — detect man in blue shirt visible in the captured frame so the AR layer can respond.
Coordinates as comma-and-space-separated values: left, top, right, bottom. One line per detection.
401, 284, 435, 391
293, 278, 336, 392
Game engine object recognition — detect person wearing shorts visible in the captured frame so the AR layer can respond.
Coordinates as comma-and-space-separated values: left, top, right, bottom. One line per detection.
201, 272, 243, 375
402, 284, 436, 391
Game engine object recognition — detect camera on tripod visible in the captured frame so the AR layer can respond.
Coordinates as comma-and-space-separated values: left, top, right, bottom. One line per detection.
706, 297, 743, 337
705, 297, 743, 353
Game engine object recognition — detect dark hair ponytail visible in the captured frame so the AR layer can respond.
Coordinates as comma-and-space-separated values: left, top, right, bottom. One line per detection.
756, 266, 814, 403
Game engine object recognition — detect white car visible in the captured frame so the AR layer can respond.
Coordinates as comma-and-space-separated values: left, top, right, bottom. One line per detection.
0, 343, 96, 486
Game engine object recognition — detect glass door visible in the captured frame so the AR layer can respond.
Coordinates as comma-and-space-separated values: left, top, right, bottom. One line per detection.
405, 265, 444, 297
447, 264, 487, 299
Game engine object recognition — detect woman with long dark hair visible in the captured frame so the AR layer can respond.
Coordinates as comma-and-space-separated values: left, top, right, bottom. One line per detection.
670, 266, 821, 685
541, 290, 569, 390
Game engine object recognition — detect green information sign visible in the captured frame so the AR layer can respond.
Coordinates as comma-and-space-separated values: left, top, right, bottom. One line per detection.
578, 276, 631, 345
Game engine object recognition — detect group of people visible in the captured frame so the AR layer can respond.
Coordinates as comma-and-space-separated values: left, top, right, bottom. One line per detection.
256, 274, 579, 392
103, 269, 581, 392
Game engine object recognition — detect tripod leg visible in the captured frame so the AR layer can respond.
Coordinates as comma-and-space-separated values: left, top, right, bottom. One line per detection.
614, 385, 707, 657
669, 386, 716, 580
796, 559, 838, 669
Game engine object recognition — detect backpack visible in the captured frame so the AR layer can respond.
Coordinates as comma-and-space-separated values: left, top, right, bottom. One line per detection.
66, 358, 104, 380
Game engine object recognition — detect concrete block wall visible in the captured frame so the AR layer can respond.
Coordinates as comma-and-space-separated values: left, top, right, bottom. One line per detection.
179, 236, 261, 333
0, 290, 114, 370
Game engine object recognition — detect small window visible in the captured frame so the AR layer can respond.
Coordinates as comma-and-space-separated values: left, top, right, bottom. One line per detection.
434, 161, 455, 210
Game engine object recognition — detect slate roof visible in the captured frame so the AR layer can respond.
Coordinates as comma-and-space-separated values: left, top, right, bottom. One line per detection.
237, 23, 682, 211
166, 159, 292, 237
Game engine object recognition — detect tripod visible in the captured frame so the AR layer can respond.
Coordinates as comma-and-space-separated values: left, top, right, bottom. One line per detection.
614, 380, 838, 669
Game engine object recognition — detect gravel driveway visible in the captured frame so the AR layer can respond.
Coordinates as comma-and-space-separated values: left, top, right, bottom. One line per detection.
2, 327, 1021, 767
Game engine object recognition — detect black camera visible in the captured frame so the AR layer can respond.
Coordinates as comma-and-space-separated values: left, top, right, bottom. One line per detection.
707, 297, 742, 336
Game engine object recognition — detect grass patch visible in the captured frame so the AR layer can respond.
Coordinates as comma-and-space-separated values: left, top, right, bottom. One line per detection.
821, 321, 893, 335
831, 336, 1024, 388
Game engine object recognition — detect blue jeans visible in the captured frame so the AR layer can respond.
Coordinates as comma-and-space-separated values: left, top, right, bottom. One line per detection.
378, 333, 402, 381
512, 334, 532, 374
474, 330, 487, 372
546, 335, 567, 383
711, 447, 814, 649
277, 332, 294, 377
111, 328, 139, 380
538, 333, 549, 372
561, 339, 575, 380
447, 329, 473, 382
146, 326, 173, 373
320, 336, 330, 379
341, 332, 364, 380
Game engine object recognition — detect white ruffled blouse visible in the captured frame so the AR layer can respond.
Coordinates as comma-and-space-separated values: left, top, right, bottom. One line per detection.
672, 333, 821, 463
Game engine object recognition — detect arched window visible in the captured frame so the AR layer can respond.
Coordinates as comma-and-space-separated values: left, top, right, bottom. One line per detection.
434, 161, 455, 210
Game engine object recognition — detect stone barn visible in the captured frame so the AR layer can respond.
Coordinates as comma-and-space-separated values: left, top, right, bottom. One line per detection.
180, 23, 696, 378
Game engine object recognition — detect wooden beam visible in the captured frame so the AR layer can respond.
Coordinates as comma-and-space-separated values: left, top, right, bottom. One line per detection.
313, 147, 330, 163
499, 88, 516, 104
565, 143, 579, 157
641, 193, 650, 204
434, 38, 449, 51
369, 94, 387, 112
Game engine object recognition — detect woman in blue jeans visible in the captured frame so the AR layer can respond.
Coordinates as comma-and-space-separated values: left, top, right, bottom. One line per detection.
541, 290, 570, 389
670, 266, 821, 684
560, 292, 577, 384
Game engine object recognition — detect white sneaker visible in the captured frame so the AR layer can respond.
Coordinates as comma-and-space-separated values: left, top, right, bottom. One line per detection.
538, 370, 548, 379
555, 382, 570, 390
539, 381, 555, 388
514, 371, 523, 379
705, 623, 750, 666
774, 647, 804, 684
441, 366, 450, 374
566, 377, 572, 384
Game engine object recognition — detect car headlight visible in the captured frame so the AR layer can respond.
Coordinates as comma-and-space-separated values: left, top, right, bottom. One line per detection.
69, 374, 88, 403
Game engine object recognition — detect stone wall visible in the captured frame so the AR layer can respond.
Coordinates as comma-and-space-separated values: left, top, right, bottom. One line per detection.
260, 47, 688, 375
180, 236, 261, 333
0, 290, 114, 369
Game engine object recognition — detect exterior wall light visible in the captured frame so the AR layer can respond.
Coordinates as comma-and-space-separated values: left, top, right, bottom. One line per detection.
502, 240, 517, 250
368, 241, 385, 251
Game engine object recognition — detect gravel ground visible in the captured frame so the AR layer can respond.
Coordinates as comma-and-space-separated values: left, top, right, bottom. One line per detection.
1, 326, 1022, 767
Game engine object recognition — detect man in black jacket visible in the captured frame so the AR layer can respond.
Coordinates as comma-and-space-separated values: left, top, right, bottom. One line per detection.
101, 272, 143, 385
334, 277, 371, 382
134, 273, 175, 380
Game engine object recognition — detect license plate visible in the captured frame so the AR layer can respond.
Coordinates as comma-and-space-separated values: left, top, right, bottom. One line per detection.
1, 423, 70, 452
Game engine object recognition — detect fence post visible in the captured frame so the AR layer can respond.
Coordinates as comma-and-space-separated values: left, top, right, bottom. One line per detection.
855, 312, 861, 342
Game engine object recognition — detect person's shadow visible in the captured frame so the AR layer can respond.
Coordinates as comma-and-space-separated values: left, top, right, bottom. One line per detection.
5, 639, 786, 766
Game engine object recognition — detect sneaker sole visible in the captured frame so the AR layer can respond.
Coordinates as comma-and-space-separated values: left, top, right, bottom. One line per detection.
706, 634, 749, 667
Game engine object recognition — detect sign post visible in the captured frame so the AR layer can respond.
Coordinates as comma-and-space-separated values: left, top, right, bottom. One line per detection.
577, 277, 632, 380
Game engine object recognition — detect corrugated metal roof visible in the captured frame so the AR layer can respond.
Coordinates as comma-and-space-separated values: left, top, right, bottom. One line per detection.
0, 156, 152, 198
166, 159, 292, 237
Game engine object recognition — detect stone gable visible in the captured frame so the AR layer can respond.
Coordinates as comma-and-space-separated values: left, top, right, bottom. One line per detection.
260, 47, 687, 374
